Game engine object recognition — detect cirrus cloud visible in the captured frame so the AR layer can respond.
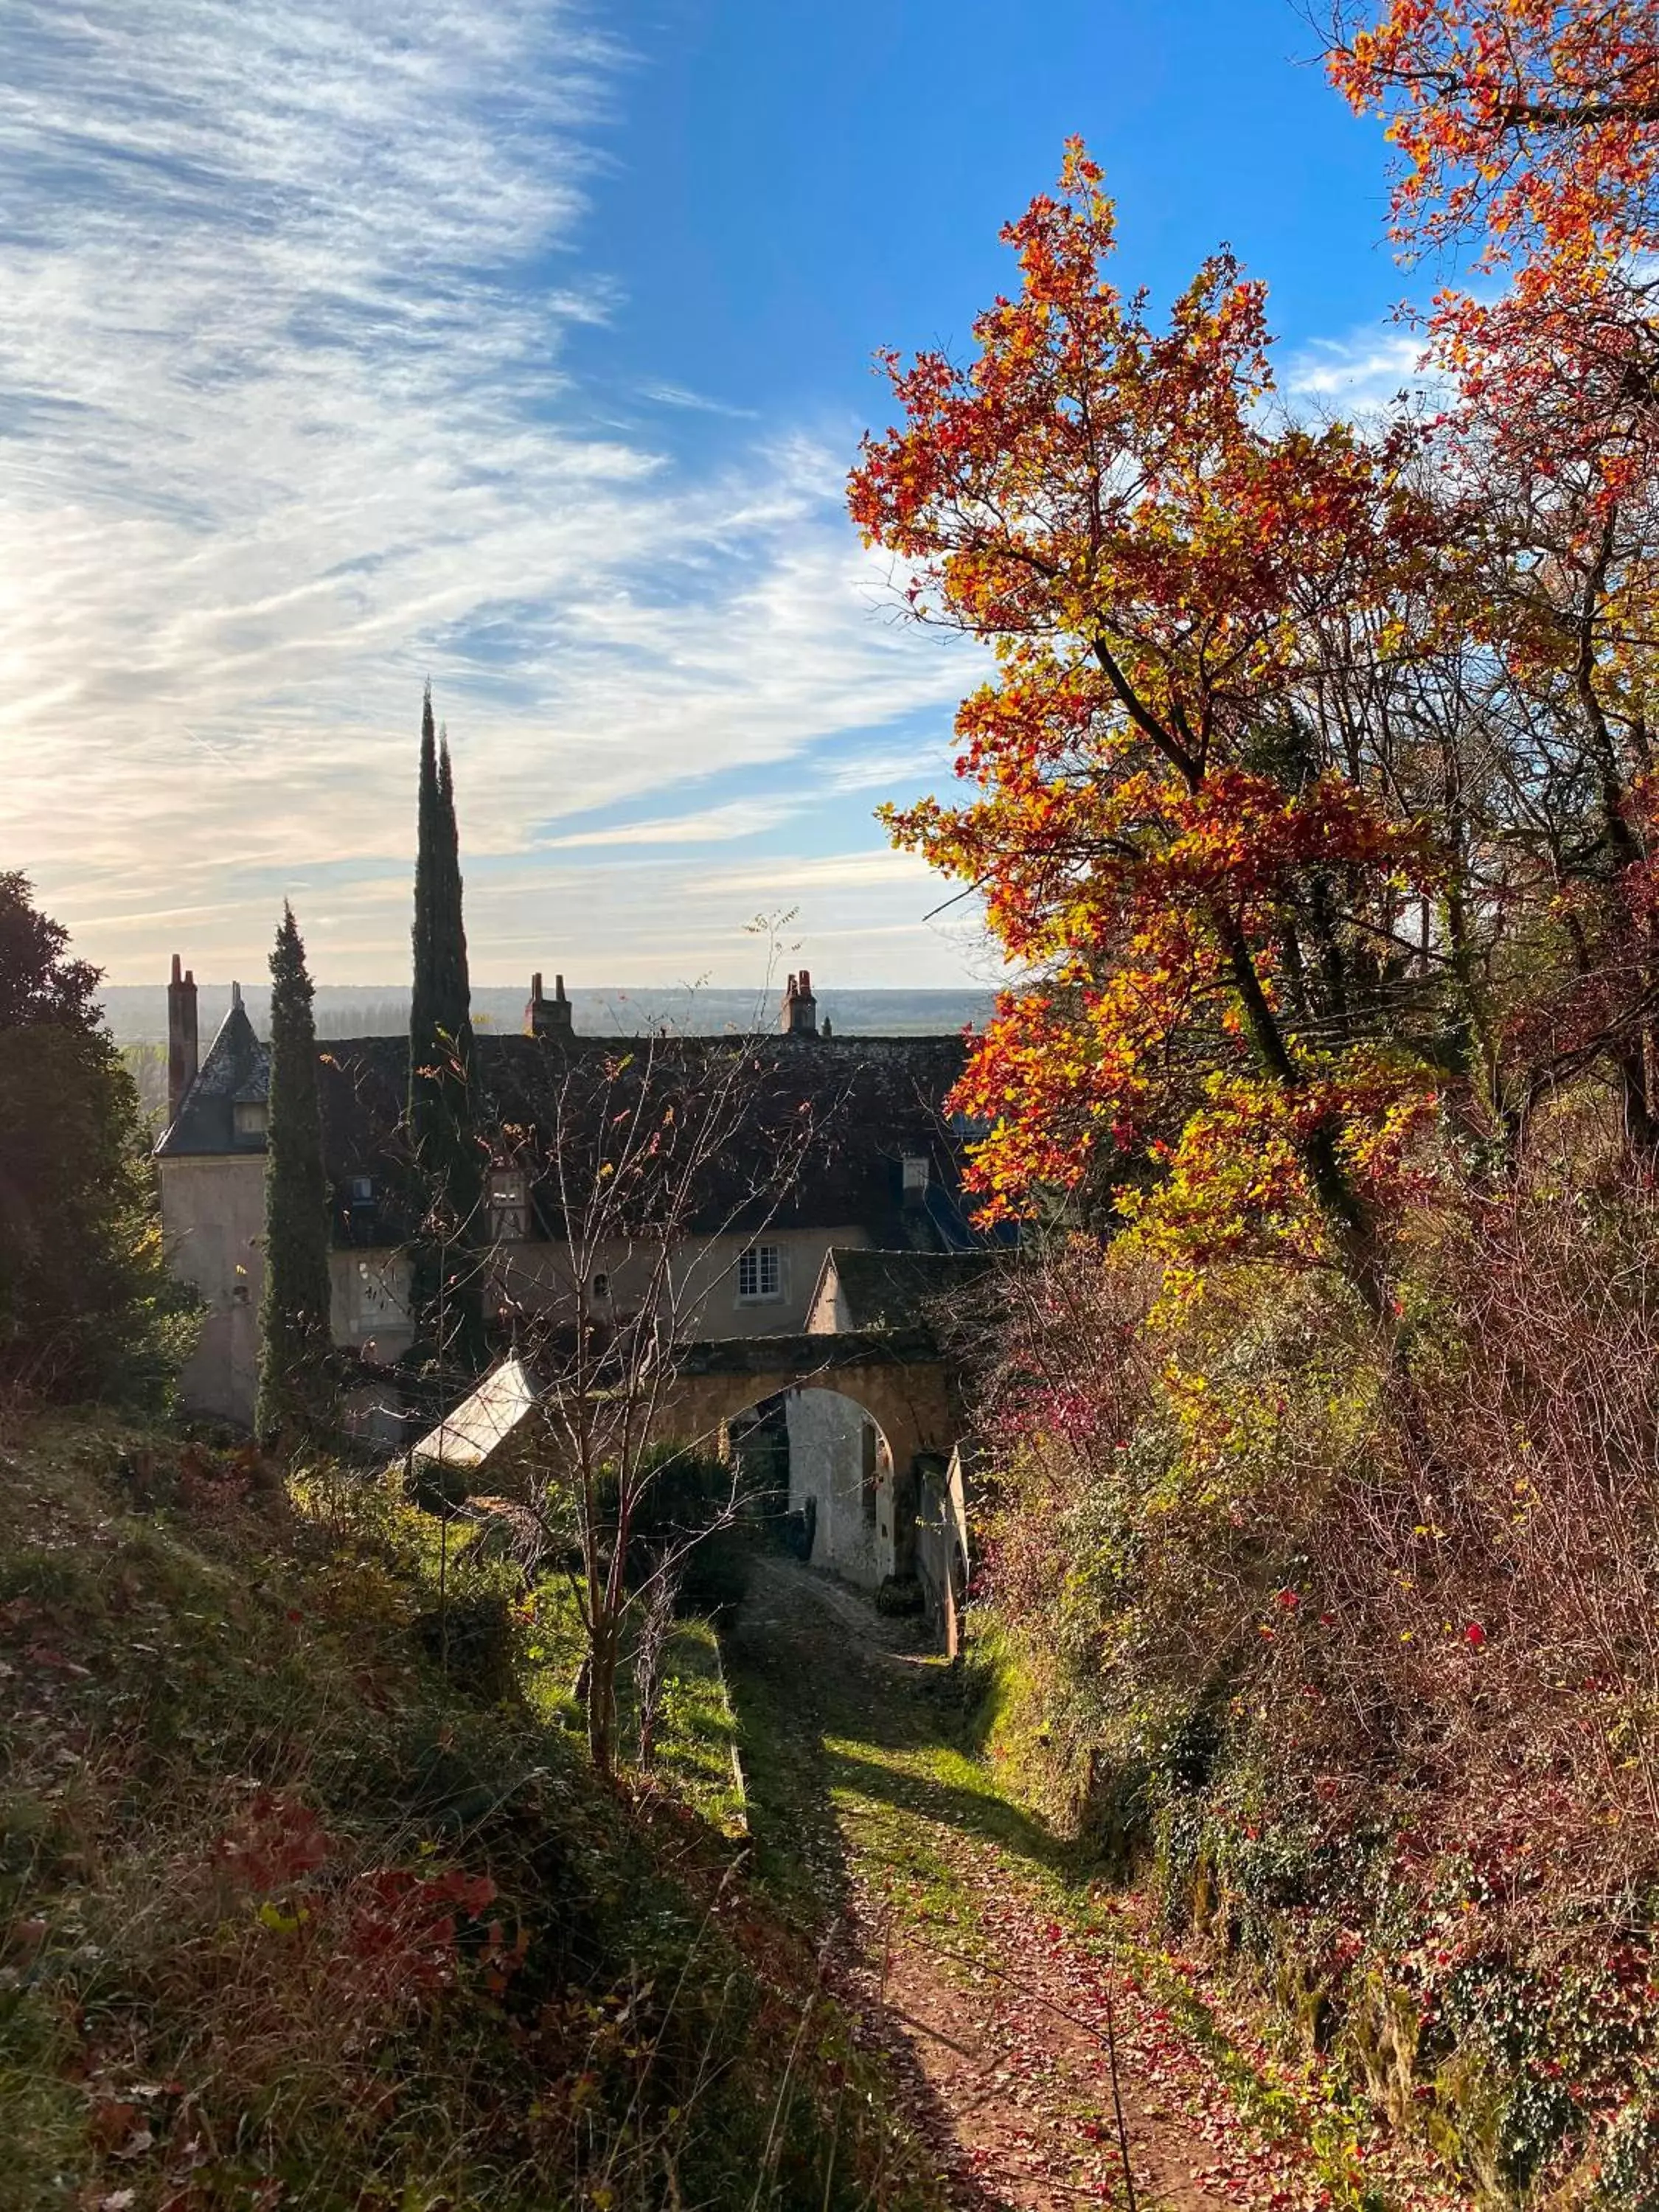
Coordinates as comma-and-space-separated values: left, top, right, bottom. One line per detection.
0, 0, 978, 987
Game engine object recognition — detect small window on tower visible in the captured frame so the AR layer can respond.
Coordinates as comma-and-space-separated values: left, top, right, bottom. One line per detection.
488, 1170, 527, 1242
737, 1243, 782, 1302
902, 1155, 930, 1193
591, 1271, 610, 1300
232, 1099, 268, 1146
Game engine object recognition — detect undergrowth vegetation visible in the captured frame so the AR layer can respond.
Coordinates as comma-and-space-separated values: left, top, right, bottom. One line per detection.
969, 1191, 1659, 2207
0, 1413, 942, 2211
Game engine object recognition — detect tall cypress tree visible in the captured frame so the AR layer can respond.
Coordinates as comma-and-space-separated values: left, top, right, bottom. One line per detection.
256, 904, 333, 1445
408, 686, 487, 1374
409, 683, 442, 1107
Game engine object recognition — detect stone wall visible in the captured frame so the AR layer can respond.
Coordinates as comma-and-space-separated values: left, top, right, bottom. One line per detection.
158, 1155, 266, 1424
784, 1386, 891, 1588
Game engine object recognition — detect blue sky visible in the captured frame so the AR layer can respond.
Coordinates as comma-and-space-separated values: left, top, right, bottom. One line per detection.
2, 0, 1422, 989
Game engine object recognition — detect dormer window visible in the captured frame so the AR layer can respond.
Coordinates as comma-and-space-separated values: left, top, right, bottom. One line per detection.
232, 1099, 268, 1146
902, 1155, 931, 1193
488, 1169, 527, 1242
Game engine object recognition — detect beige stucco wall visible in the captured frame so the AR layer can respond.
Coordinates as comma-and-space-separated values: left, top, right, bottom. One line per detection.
784, 1385, 893, 1588
161, 1155, 414, 1427
159, 1155, 267, 1425
804, 1267, 855, 1335
494, 1224, 872, 1342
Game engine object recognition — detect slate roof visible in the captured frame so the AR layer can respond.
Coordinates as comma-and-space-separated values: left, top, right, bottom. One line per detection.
810, 1248, 1004, 1333
160, 1024, 978, 1245
155, 997, 268, 1158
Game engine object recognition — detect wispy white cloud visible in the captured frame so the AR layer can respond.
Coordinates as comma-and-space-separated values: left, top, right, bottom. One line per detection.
639, 381, 759, 419
538, 797, 804, 848
1282, 327, 1439, 411
0, 1, 975, 985
818, 740, 953, 794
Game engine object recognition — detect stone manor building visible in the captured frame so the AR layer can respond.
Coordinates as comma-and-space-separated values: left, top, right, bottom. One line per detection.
155, 958, 993, 1596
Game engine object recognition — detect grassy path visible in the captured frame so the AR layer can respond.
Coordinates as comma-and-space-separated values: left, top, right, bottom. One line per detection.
723, 1555, 1470, 2212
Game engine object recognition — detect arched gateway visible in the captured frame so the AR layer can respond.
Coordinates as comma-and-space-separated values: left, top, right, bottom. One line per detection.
651, 1326, 961, 1596
411, 1322, 970, 1641
652, 1326, 956, 1494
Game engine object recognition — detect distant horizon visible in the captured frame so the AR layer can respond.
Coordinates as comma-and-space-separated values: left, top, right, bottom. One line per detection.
102, 979, 999, 1048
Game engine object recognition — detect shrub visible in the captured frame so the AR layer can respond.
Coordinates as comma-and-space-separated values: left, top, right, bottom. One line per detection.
967, 1208, 1659, 2200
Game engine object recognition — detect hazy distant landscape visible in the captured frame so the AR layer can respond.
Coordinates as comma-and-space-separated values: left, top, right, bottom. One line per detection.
102, 982, 998, 1047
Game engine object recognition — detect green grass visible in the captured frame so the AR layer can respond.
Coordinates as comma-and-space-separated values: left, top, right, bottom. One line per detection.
522, 1578, 745, 1834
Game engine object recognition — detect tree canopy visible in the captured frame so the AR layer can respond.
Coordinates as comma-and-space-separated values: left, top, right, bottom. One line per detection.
0, 874, 195, 1403
849, 82, 1659, 1312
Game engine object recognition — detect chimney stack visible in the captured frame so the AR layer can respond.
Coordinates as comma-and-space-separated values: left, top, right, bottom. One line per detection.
166, 953, 198, 1125
526, 970, 574, 1040
780, 968, 818, 1038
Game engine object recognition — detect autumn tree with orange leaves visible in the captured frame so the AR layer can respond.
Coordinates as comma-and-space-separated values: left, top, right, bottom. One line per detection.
850, 149, 1454, 1317
853, 27, 1659, 1298
1332, 1, 1659, 1157
849, 24, 1659, 2199
1330, 1, 1659, 490
1329, 1, 1659, 272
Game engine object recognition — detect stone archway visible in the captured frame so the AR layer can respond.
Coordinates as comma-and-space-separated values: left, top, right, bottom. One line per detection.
650, 1328, 956, 1472
647, 1327, 959, 1590
756, 1383, 898, 1590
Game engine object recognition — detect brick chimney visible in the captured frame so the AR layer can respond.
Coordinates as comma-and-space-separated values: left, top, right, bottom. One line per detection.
780, 968, 818, 1037
526, 970, 574, 1040
166, 953, 198, 1124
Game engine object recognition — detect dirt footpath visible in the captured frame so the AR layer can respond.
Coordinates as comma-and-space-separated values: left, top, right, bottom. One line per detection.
727, 1556, 1226, 2211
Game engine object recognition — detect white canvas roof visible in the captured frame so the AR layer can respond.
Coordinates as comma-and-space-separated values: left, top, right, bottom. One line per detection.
413, 1354, 540, 1471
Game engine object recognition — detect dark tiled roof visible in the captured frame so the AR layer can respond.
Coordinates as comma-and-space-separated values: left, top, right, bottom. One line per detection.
674, 1327, 944, 1376
321, 1032, 970, 1239
155, 1000, 268, 1158
164, 1026, 976, 1243
816, 1248, 1004, 1332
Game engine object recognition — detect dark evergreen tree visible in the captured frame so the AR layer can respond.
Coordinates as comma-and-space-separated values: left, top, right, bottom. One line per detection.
256, 904, 334, 1445
0, 873, 196, 1405
408, 686, 487, 1374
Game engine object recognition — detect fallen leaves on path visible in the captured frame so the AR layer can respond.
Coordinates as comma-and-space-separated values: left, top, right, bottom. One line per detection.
734, 1557, 1472, 2212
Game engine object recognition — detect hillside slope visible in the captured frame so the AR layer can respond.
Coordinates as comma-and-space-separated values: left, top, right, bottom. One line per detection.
0, 1414, 944, 2211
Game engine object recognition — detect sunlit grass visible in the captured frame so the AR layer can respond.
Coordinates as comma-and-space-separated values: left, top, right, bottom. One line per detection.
523, 1574, 744, 1831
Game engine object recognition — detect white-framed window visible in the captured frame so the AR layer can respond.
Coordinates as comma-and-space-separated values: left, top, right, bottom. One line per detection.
488, 1169, 527, 1242
232, 1099, 268, 1145
737, 1242, 782, 1302
902, 1154, 931, 1193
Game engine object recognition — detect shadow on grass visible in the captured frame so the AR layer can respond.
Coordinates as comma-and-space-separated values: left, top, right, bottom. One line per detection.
819, 1742, 1072, 1878
722, 1556, 1073, 1929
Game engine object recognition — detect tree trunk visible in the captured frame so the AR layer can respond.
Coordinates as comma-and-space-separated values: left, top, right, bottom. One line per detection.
586, 1615, 619, 1775
1217, 914, 1390, 1324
